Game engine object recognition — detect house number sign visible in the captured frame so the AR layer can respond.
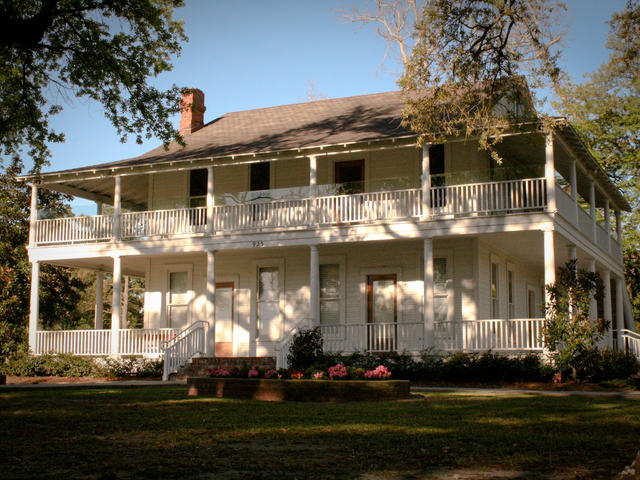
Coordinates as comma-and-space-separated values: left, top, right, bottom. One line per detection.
252, 241, 264, 247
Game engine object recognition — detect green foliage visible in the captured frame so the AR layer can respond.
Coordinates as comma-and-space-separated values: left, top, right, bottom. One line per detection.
569, 349, 639, 383
400, 0, 566, 159
286, 327, 325, 371
0, 0, 187, 168
99, 357, 164, 378
543, 260, 607, 379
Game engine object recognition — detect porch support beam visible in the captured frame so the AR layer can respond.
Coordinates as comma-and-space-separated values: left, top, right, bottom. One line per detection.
113, 175, 122, 242
589, 178, 597, 240
543, 228, 555, 307
615, 210, 623, 262
29, 183, 38, 247
95, 272, 104, 329
602, 268, 612, 348
206, 166, 214, 235
421, 145, 431, 219
110, 255, 122, 356
570, 158, 579, 224
28, 261, 40, 352
309, 244, 319, 325
615, 276, 624, 350
309, 155, 318, 226
545, 133, 557, 213
423, 237, 434, 348
587, 259, 597, 323
206, 249, 216, 357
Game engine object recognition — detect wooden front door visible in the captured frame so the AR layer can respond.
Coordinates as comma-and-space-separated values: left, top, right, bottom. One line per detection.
215, 282, 234, 357
367, 274, 397, 351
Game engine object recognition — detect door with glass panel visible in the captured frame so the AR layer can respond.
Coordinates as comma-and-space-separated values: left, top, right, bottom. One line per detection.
432, 257, 453, 347
167, 270, 191, 331
257, 266, 281, 341
366, 274, 397, 351
215, 282, 234, 356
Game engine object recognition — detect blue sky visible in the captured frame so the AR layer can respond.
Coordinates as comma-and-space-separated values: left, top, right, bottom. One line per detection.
41, 0, 625, 213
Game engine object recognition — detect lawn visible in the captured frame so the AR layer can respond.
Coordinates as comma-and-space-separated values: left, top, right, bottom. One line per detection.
1, 386, 639, 479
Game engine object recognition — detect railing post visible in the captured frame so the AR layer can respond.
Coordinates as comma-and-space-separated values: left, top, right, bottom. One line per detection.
110, 255, 122, 356
29, 183, 38, 247
206, 166, 214, 235
113, 175, 121, 242
421, 145, 431, 219
28, 261, 40, 353
545, 132, 556, 214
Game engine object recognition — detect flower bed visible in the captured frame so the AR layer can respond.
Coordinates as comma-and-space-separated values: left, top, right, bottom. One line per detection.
186, 377, 410, 402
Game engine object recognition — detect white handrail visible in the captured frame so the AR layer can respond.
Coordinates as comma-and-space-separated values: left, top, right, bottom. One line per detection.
274, 318, 313, 369
319, 322, 424, 353
434, 318, 545, 352
162, 321, 207, 381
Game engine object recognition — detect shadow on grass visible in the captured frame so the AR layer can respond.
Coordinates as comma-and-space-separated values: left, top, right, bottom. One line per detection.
1, 387, 638, 479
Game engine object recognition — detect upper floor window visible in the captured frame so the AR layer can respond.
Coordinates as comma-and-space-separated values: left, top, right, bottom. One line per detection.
190, 169, 207, 208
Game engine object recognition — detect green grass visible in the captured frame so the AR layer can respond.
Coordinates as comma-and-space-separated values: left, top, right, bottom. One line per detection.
1, 386, 639, 479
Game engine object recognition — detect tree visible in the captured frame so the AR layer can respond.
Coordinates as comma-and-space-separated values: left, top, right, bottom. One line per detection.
0, 0, 186, 169
554, 0, 640, 324
0, 160, 90, 359
543, 260, 606, 380
399, 0, 567, 158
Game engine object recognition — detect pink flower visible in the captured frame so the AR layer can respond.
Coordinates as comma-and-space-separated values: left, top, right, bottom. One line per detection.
364, 365, 391, 379
264, 369, 278, 379
291, 371, 304, 379
328, 363, 348, 380
313, 371, 325, 380
248, 368, 259, 378
210, 368, 230, 377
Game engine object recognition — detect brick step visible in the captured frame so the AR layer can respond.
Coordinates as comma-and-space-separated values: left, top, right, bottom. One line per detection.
177, 356, 276, 379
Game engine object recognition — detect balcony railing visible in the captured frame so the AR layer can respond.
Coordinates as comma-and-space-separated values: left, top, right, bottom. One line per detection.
434, 318, 545, 352
32, 178, 547, 246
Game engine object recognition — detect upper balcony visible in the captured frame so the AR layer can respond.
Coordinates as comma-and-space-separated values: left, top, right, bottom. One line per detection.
32, 174, 548, 247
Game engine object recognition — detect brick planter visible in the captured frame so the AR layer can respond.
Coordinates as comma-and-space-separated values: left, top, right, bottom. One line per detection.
187, 377, 410, 402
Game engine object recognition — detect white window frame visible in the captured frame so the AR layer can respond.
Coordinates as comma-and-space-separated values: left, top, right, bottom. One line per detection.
163, 263, 193, 329
319, 255, 346, 325
359, 266, 402, 325
252, 258, 285, 342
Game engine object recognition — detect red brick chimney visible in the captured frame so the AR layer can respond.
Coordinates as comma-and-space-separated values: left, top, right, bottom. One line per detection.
179, 88, 206, 135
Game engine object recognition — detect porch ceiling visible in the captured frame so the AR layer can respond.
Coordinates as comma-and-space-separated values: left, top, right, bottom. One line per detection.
46, 256, 147, 277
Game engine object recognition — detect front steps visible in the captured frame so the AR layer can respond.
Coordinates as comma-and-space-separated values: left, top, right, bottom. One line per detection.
176, 356, 276, 379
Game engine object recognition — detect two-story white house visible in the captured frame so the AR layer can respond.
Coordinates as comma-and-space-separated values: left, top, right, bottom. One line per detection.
23, 89, 639, 377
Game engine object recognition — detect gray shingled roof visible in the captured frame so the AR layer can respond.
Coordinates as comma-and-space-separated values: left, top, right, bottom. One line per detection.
68, 91, 412, 172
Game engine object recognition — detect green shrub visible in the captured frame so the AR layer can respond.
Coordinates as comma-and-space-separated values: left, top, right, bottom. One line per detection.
99, 357, 163, 378
287, 327, 324, 371
571, 349, 639, 382
1, 351, 101, 377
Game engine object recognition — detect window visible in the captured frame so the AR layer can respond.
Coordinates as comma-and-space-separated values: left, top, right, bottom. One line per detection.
189, 169, 207, 208
334, 160, 364, 194
433, 257, 449, 324
165, 265, 192, 330
491, 262, 499, 318
320, 264, 341, 325
257, 266, 280, 340
507, 269, 515, 319
250, 162, 270, 192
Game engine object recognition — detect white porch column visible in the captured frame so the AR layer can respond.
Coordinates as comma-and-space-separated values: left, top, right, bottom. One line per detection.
587, 259, 597, 323
206, 249, 216, 357
423, 238, 434, 348
421, 145, 431, 219
602, 269, 612, 348
110, 256, 122, 356
570, 159, 579, 224
545, 133, 556, 213
309, 155, 318, 226
95, 272, 104, 329
28, 261, 40, 353
206, 166, 214, 235
29, 183, 38, 247
113, 175, 122, 242
615, 210, 623, 261
589, 179, 597, 240
615, 276, 624, 350
604, 199, 611, 253
309, 244, 320, 325
543, 228, 556, 307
